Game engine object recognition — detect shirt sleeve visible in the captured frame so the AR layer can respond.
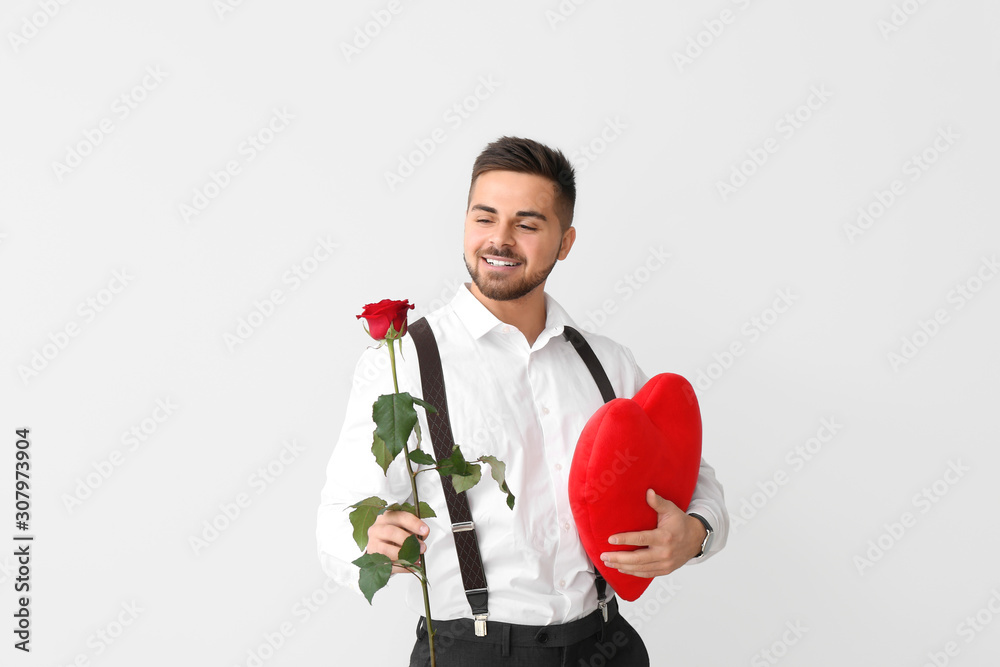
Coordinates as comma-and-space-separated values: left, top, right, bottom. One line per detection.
624, 346, 729, 564
316, 344, 417, 597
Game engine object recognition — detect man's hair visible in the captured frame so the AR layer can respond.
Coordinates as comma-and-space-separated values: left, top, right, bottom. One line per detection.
468, 136, 576, 231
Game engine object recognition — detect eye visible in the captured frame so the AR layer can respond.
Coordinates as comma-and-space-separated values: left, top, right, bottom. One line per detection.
476, 218, 493, 224
518, 224, 537, 231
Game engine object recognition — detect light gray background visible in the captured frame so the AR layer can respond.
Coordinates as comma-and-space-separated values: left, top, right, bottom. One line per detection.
2, 1, 999, 665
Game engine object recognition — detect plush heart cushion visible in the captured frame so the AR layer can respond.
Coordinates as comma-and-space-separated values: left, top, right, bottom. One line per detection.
569, 373, 702, 601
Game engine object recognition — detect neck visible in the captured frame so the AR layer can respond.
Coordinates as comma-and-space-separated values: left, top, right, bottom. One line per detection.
468, 282, 548, 347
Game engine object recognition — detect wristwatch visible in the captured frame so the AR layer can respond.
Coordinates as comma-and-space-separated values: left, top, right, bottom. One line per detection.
689, 513, 714, 559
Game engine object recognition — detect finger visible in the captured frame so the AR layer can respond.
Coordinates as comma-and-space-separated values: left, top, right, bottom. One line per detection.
607, 530, 656, 547
600, 547, 654, 567
600, 549, 679, 575
646, 489, 678, 514
610, 561, 671, 578
369, 525, 417, 553
382, 510, 430, 537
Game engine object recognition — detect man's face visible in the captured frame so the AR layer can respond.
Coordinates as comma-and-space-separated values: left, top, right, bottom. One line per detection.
463, 170, 575, 302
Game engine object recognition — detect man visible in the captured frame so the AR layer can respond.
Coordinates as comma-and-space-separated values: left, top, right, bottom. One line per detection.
317, 136, 728, 665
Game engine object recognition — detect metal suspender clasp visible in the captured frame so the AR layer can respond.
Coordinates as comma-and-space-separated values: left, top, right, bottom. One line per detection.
598, 598, 609, 623
474, 613, 488, 636
466, 587, 489, 636
451, 521, 475, 532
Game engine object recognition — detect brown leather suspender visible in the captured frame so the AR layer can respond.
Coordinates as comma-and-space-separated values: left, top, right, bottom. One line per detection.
408, 317, 490, 636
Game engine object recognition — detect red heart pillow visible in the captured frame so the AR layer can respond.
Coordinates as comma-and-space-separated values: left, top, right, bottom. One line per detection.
569, 373, 702, 601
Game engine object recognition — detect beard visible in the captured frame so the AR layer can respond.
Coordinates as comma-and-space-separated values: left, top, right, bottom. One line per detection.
464, 242, 562, 302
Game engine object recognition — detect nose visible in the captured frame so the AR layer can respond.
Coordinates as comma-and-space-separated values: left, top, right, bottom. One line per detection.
489, 220, 515, 249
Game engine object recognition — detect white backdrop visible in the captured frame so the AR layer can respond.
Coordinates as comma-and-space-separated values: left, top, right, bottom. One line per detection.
3, 1, 999, 665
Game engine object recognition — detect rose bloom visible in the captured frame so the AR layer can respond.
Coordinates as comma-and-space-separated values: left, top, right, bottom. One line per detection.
357, 299, 415, 340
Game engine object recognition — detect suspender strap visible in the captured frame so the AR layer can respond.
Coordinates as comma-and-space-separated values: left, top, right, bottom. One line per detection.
562, 325, 614, 627
408, 317, 491, 636
562, 326, 616, 404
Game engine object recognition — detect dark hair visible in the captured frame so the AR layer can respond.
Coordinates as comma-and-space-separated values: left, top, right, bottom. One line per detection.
468, 136, 576, 231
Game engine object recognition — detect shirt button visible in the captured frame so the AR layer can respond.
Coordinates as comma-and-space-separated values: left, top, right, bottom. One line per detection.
541, 406, 550, 415
502, 325, 511, 333
562, 522, 571, 532
553, 463, 562, 472
559, 579, 566, 588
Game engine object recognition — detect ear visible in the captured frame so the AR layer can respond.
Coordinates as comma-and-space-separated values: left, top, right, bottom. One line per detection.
557, 226, 576, 261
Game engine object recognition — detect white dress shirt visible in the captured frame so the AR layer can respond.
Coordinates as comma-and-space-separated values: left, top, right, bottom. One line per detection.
316, 282, 728, 625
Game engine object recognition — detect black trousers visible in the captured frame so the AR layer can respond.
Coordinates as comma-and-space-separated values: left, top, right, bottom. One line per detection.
408, 599, 649, 666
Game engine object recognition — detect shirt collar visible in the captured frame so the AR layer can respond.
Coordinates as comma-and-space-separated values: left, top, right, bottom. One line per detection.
451, 282, 579, 342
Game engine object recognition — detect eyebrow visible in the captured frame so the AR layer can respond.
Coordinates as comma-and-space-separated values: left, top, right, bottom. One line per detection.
470, 204, 548, 222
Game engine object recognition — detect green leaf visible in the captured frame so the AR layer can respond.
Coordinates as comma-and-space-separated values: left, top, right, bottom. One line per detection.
411, 396, 438, 414
480, 455, 516, 510
384, 501, 437, 520
436, 445, 471, 478
352, 553, 393, 605
372, 393, 418, 467
398, 534, 421, 564
452, 463, 482, 494
371, 430, 392, 475
383, 502, 413, 516
435, 444, 483, 493
348, 496, 388, 551
409, 449, 436, 466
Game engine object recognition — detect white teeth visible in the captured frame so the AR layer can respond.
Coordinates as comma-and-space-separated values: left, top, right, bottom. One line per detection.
485, 258, 518, 267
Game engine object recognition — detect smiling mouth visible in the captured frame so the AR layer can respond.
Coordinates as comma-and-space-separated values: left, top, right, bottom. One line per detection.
482, 256, 522, 268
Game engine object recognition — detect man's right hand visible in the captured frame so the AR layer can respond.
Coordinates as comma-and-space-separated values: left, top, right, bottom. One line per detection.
366, 510, 430, 574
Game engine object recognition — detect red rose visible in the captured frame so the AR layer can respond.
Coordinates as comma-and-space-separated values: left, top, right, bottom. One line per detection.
357, 299, 415, 340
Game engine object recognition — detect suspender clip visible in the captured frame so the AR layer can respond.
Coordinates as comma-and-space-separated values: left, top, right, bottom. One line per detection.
598, 598, 609, 623
452, 521, 475, 533
474, 613, 488, 637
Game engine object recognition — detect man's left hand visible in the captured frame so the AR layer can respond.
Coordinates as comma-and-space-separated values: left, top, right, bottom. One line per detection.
599, 489, 706, 578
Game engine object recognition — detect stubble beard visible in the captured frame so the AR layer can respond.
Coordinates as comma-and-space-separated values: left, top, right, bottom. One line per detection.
463, 241, 562, 302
